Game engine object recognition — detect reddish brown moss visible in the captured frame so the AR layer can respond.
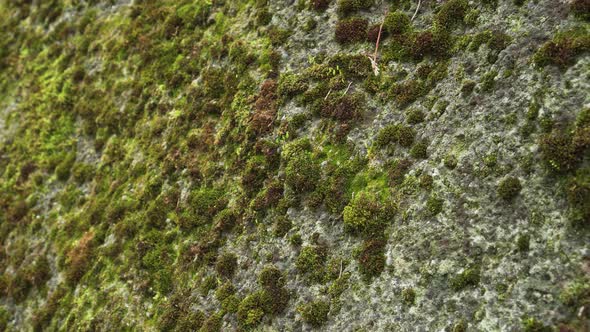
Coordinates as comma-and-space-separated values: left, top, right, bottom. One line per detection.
250, 79, 278, 135
356, 237, 387, 279
533, 28, 590, 69
312, 0, 331, 11
65, 231, 95, 285
319, 93, 365, 121
571, 0, 590, 21
335, 17, 368, 44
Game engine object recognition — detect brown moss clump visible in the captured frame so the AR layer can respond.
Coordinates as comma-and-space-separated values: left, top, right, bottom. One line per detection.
356, 237, 387, 279
251, 79, 278, 135
335, 17, 368, 44
312, 0, 331, 11
215, 252, 238, 279
367, 24, 387, 43
319, 93, 365, 121
65, 231, 95, 285
411, 29, 453, 60
533, 28, 590, 69
570, 0, 590, 21
539, 130, 580, 173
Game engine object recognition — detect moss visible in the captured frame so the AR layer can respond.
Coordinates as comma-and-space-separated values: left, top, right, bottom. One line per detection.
258, 265, 286, 290
277, 73, 309, 100
480, 70, 498, 92
199, 312, 223, 332
285, 151, 321, 194
0, 306, 7, 331
469, 30, 511, 52
31, 285, 67, 330
200, 275, 218, 296
516, 234, 530, 252
444, 154, 458, 169
65, 231, 95, 285
410, 29, 454, 60
420, 174, 434, 190
406, 109, 425, 124
342, 191, 393, 235
533, 28, 590, 69
464, 9, 479, 26
296, 245, 328, 282
401, 287, 416, 305
215, 252, 238, 279
410, 141, 428, 159
425, 196, 443, 216
327, 53, 373, 79
356, 237, 387, 279
522, 318, 552, 332
571, 0, 590, 21
215, 282, 236, 302
221, 294, 240, 313
498, 176, 522, 201
298, 300, 330, 327
335, 17, 368, 44
312, 0, 332, 11
452, 319, 468, 332
539, 130, 577, 173
273, 216, 292, 237
434, 0, 468, 31
268, 26, 291, 46
450, 266, 480, 291
237, 266, 289, 329
256, 8, 273, 26
328, 275, 350, 298
290, 233, 303, 246
319, 92, 365, 121
568, 167, 590, 225
460, 79, 476, 96
55, 152, 76, 181
237, 292, 267, 329
513, 0, 526, 6
23, 255, 51, 289
559, 278, 590, 308
188, 187, 227, 226
384, 11, 411, 35
375, 124, 416, 149
387, 158, 412, 185
337, 0, 373, 17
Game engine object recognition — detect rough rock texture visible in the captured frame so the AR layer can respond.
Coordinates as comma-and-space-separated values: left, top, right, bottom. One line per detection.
0, 0, 589, 331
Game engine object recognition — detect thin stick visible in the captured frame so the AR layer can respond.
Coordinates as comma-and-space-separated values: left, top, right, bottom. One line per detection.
338, 260, 343, 279
411, 0, 421, 21
342, 81, 352, 95
324, 89, 332, 100
373, 21, 384, 62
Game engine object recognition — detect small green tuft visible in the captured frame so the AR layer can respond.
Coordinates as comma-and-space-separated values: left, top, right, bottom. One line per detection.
401, 287, 416, 305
